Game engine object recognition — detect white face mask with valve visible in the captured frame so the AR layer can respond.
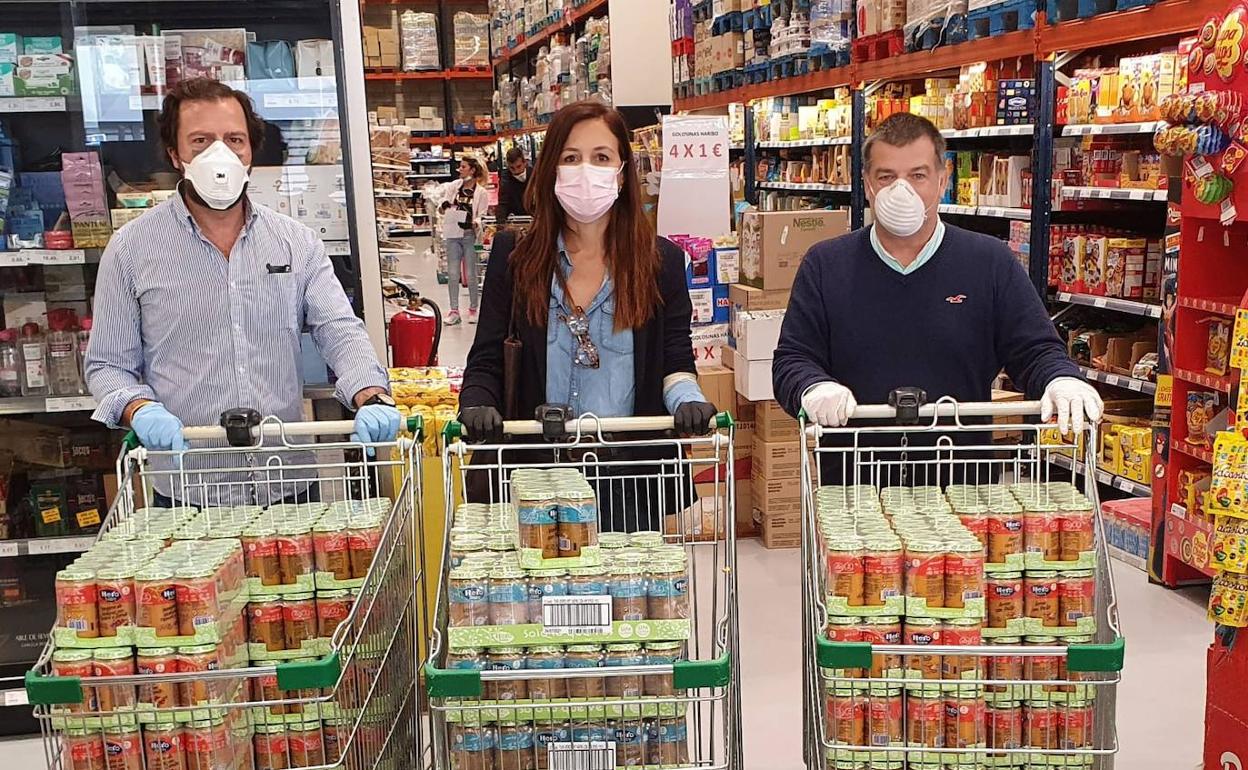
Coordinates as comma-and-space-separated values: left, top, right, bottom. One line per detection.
182, 140, 249, 210
870, 178, 937, 238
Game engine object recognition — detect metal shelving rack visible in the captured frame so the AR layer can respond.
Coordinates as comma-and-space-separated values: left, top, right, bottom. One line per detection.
679, 0, 1213, 506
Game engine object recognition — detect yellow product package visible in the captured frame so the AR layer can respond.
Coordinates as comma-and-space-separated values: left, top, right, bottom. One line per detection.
1213, 514, 1248, 573
1209, 431, 1248, 519
1209, 571, 1248, 627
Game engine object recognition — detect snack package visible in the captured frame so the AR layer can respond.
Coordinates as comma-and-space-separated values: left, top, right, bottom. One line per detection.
1209, 571, 1248, 627
1206, 317, 1232, 375
1210, 431, 1248, 517
1213, 514, 1248, 573
1186, 392, 1220, 448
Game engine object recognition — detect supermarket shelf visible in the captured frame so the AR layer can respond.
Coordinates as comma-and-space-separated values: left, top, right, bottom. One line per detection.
0, 249, 99, 267
362, 69, 493, 81
1037, 0, 1226, 52
758, 181, 851, 193
1049, 452, 1151, 497
1172, 437, 1214, 464
1061, 186, 1168, 202
937, 204, 1030, 219
409, 134, 499, 146
1061, 121, 1162, 136
1078, 365, 1157, 395
1108, 544, 1148, 572
940, 125, 1034, 139
1053, 292, 1163, 318
373, 188, 415, 198
0, 395, 97, 415
0, 535, 96, 559
498, 125, 549, 139
491, 0, 609, 67
672, 0, 1217, 112
758, 136, 852, 149
408, 172, 451, 179
1174, 367, 1233, 394
1179, 296, 1241, 316
0, 96, 67, 113
389, 228, 433, 236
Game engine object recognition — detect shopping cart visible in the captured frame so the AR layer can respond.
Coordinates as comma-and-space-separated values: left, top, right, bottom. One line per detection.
24, 415, 427, 770
800, 397, 1124, 770
425, 413, 742, 770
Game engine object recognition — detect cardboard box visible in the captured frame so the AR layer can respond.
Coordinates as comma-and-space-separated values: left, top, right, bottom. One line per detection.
752, 473, 803, 515
739, 208, 848, 290
760, 513, 801, 548
729, 283, 791, 313
735, 310, 785, 361
735, 397, 756, 456
733, 350, 773, 401
697, 366, 736, 415
756, 400, 799, 441
752, 437, 803, 479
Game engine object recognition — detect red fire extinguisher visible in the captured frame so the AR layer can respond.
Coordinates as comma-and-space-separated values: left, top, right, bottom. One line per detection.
389, 277, 442, 367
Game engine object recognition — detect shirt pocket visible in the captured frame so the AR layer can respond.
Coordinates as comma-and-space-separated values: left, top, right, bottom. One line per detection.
255, 270, 301, 335
597, 298, 632, 355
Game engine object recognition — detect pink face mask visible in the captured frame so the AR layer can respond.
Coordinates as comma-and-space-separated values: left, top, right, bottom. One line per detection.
555, 163, 622, 223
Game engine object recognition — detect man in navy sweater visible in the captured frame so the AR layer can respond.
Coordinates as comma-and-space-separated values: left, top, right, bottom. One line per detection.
773, 113, 1102, 437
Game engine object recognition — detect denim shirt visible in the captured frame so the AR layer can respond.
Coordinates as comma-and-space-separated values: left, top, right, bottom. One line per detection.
546, 239, 704, 417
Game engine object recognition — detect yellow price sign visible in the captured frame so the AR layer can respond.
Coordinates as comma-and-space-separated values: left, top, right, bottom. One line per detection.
40, 507, 61, 525
76, 509, 101, 528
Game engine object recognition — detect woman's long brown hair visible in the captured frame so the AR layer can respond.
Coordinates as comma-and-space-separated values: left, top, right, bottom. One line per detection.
511, 101, 660, 330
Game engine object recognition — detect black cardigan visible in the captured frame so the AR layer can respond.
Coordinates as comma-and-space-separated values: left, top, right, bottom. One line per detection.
459, 229, 699, 419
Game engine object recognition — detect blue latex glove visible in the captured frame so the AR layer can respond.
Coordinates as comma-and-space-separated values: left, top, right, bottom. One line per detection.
130, 402, 188, 451
352, 404, 402, 455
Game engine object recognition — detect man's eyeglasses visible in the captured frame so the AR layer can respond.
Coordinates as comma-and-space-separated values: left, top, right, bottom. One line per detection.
558, 307, 600, 369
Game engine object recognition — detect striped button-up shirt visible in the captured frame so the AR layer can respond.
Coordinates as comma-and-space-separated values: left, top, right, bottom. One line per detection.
85, 192, 388, 504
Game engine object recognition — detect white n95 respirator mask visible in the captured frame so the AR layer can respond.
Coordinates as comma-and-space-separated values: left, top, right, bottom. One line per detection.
871, 178, 935, 238
182, 140, 249, 210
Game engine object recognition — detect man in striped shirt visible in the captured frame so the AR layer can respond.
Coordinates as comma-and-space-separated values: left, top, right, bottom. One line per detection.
85, 78, 399, 506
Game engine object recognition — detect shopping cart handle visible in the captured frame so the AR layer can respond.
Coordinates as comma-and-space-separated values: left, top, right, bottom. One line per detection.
447, 411, 733, 439
805, 400, 1045, 423
174, 415, 423, 443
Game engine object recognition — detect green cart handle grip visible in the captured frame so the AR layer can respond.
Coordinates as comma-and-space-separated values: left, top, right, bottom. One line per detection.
25, 669, 84, 707
122, 430, 140, 452
424, 662, 481, 699
814, 636, 1126, 674
406, 414, 424, 442
277, 652, 342, 690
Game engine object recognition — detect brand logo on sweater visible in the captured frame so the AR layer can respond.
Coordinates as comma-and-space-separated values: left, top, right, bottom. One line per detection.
945, 294, 967, 304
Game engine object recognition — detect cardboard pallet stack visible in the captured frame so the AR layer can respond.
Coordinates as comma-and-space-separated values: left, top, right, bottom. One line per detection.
723, 207, 850, 548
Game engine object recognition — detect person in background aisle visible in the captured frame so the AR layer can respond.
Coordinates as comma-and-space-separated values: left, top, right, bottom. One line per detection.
496, 146, 531, 225
772, 113, 1102, 470
459, 100, 717, 529
84, 78, 400, 506
440, 155, 490, 326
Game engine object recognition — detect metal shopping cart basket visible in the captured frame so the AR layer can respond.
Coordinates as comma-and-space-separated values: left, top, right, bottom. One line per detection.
800, 397, 1125, 770
424, 413, 742, 770
24, 415, 428, 770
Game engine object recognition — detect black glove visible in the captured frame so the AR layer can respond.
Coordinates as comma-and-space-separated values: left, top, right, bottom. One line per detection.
674, 401, 717, 436
461, 406, 503, 443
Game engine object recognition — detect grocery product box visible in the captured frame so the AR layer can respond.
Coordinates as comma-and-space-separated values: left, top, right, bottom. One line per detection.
0, 34, 18, 63
733, 349, 773, 401
740, 208, 847, 290
729, 283, 791, 313
752, 437, 802, 479
714, 246, 739, 284
756, 399, 799, 441
735, 397, 756, 456
0, 63, 14, 97
696, 366, 736, 415
735, 310, 784, 361
690, 284, 729, 326
22, 36, 62, 55
15, 53, 74, 96
759, 512, 800, 548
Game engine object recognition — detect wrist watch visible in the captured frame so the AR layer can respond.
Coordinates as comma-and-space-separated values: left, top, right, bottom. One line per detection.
362, 393, 396, 408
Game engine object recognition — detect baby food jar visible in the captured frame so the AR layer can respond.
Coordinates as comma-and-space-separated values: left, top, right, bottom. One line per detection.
647, 557, 689, 620
564, 644, 605, 699
525, 645, 567, 701
56, 568, 99, 639
604, 643, 645, 698
643, 641, 685, 696
94, 566, 136, 638
609, 562, 648, 621
448, 566, 490, 628
92, 647, 136, 712
485, 647, 528, 701
488, 564, 529, 626
526, 569, 569, 625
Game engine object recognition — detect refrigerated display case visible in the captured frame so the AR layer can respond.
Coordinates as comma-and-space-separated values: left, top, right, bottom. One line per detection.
0, 0, 381, 731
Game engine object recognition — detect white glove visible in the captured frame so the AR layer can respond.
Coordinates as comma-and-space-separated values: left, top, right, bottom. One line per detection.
1040, 376, 1104, 435
801, 382, 858, 427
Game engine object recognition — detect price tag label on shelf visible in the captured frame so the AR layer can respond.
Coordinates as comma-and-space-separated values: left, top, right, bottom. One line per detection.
1093, 298, 1108, 308
0, 253, 29, 267
77, 509, 101, 528
0, 543, 18, 558
33, 249, 86, 265
46, 396, 96, 413
1104, 374, 1120, 387
3, 690, 28, 707
265, 92, 337, 109
27, 536, 92, 556
0, 96, 66, 113
541, 595, 613, 636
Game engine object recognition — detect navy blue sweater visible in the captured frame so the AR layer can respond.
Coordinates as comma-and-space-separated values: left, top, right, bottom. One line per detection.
772, 224, 1080, 418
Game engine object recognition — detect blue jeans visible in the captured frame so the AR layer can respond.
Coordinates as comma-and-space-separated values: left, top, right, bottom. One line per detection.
445, 234, 479, 312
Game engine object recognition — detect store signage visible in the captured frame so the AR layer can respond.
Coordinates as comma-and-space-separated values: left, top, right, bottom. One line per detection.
657, 115, 731, 239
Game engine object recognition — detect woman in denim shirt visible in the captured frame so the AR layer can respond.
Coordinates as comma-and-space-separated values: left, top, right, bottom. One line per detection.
460, 101, 718, 531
